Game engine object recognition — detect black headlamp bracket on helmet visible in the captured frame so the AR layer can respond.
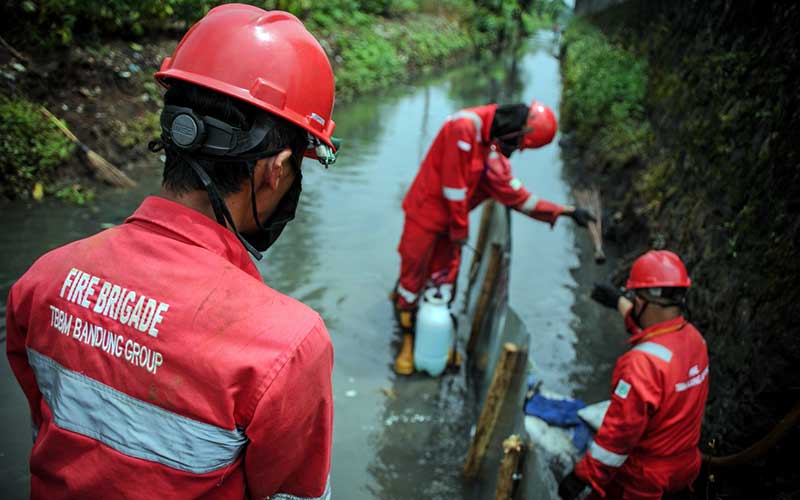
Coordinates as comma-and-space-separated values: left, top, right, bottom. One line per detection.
160, 105, 272, 157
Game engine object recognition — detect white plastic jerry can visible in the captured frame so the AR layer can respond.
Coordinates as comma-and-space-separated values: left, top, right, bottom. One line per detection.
414, 287, 454, 377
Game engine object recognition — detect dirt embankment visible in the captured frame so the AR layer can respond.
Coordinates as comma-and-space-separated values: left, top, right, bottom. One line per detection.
0, 7, 540, 201
561, 1, 799, 498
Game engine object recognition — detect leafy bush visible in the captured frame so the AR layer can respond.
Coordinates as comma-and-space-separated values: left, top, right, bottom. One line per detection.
55, 184, 96, 205
116, 111, 161, 148
561, 19, 651, 167
334, 28, 405, 100
0, 98, 74, 199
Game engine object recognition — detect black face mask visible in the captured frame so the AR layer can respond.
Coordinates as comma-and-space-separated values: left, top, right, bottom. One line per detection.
496, 138, 519, 158
491, 103, 529, 158
242, 171, 302, 252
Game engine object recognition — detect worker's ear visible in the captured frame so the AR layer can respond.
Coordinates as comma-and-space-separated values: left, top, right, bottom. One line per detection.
258, 149, 293, 191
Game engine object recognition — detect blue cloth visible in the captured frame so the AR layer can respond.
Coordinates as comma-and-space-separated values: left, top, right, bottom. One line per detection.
524, 378, 592, 454
524, 393, 587, 425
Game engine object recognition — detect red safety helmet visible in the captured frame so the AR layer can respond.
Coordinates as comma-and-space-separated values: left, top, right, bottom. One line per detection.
155, 4, 336, 160
519, 100, 557, 149
626, 250, 691, 290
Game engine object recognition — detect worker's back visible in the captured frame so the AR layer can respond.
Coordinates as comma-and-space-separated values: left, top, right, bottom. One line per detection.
402, 105, 496, 234
618, 319, 709, 491
6, 196, 333, 499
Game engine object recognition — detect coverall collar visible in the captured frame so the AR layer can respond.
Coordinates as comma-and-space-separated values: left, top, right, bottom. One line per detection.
125, 196, 261, 280
628, 315, 687, 346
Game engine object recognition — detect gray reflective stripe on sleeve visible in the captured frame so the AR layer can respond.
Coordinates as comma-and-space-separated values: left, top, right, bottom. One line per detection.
456, 140, 472, 152
632, 341, 673, 363
442, 186, 467, 201
271, 476, 331, 500
589, 441, 628, 467
396, 284, 418, 304
448, 110, 482, 142
521, 194, 539, 212
27, 348, 248, 474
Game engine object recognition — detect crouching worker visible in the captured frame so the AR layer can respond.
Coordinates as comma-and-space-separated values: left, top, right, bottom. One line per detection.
392, 101, 595, 374
5, 6, 337, 499
559, 250, 709, 499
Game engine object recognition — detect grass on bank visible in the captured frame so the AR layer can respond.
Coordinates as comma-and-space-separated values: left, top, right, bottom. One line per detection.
1, 0, 565, 201
0, 98, 75, 199
560, 19, 652, 171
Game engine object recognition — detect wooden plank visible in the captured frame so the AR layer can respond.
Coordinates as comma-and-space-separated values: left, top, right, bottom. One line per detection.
494, 434, 525, 500
467, 242, 502, 354
468, 199, 496, 286
463, 343, 521, 479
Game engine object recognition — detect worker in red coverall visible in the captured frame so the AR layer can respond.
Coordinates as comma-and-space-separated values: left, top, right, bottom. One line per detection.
5, 6, 338, 499
559, 250, 709, 499
392, 101, 596, 374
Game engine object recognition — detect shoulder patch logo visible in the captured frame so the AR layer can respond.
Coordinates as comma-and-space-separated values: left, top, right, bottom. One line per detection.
614, 379, 631, 399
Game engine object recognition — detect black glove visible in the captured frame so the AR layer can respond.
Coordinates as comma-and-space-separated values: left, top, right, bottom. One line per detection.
558, 471, 589, 500
569, 207, 596, 227
591, 283, 622, 310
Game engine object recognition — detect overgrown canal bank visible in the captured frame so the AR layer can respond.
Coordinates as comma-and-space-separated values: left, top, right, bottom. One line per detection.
0, 1, 557, 202
560, 2, 800, 497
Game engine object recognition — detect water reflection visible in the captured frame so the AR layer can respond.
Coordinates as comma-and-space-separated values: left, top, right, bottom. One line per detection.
447, 44, 528, 107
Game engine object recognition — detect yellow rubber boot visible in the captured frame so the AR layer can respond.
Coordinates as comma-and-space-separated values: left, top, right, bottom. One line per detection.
448, 348, 463, 368
395, 334, 415, 375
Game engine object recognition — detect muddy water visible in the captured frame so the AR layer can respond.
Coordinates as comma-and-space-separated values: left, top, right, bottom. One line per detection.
0, 32, 625, 498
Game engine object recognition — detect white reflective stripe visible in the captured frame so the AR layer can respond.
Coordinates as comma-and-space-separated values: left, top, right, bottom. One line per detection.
457, 140, 472, 152
27, 348, 248, 474
589, 441, 628, 467
272, 476, 331, 500
396, 284, 418, 304
521, 194, 539, 212
442, 186, 467, 201
448, 110, 483, 142
632, 341, 673, 363
509, 178, 523, 191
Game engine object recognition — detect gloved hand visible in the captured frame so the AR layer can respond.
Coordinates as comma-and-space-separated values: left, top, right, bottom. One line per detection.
591, 283, 623, 310
569, 207, 596, 227
558, 471, 589, 500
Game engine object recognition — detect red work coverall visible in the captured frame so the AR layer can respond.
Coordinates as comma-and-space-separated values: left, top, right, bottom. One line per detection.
575, 316, 709, 499
5, 196, 333, 499
396, 104, 564, 309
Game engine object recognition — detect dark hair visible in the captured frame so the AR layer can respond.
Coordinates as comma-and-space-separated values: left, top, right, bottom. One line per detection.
161, 81, 308, 195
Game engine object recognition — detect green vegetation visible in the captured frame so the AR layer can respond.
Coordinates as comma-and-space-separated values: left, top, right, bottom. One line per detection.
561, 19, 651, 172
116, 111, 161, 148
0, 98, 74, 199
55, 184, 96, 205
1, 0, 565, 201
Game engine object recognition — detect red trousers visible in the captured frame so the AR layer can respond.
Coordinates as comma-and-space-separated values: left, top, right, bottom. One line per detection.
396, 218, 461, 309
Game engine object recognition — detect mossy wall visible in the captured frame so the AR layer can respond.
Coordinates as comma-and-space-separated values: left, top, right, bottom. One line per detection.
561, 1, 799, 497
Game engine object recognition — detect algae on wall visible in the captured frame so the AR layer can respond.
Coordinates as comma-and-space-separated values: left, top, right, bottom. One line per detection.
560, 1, 800, 497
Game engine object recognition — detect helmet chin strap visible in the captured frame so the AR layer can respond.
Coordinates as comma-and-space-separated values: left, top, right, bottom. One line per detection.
631, 299, 649, 329
184, 155, 264, 260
